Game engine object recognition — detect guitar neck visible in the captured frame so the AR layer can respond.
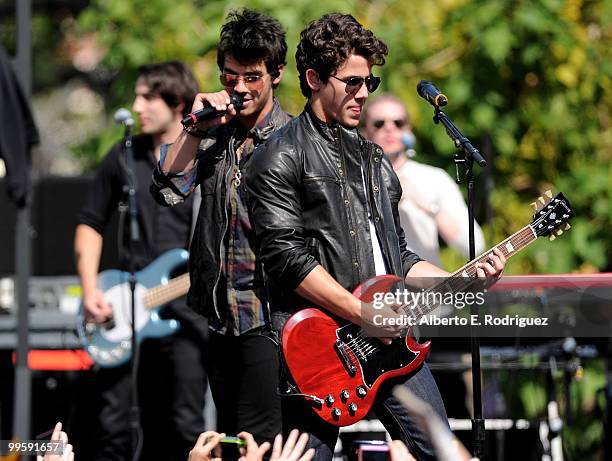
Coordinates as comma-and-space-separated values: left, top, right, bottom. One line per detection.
449, 224, 536, 279
407, 225, 537, 319
143, 273, 191, 309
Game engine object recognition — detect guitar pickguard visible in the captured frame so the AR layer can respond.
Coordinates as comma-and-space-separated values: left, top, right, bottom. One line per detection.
100, 283, 149, 343
336, 324, 421, 388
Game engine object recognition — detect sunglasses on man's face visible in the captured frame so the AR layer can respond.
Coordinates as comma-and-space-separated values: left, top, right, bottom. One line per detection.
372, 119, 407, 130
220, 72, 267, 91
330, 74, 381, 93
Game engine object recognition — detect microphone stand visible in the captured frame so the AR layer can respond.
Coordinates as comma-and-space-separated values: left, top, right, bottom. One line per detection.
432, 106, 487, 459
119, 120, 143, 461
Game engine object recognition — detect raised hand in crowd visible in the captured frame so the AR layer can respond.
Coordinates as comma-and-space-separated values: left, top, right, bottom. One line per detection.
188, 429, 314, 461
388, 440, 416, 461
188, 431, 225, 461
36, 422, 74, 461
239, 429, 314, 461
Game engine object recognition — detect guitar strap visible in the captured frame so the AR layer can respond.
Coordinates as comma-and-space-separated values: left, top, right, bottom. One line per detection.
116, 199, 128, 264
189, 185, 201, 243
276, 340, 302, 398
268, 312, 316, 399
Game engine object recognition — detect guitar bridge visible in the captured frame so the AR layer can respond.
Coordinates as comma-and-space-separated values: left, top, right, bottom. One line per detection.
334, 339, 357, 376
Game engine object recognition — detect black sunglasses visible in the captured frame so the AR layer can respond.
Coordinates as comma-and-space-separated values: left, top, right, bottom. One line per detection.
372, 119, 407, 130
330, 74, 381, 93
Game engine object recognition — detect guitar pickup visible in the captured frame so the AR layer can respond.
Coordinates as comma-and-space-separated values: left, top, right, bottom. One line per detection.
334, 339, 357, 376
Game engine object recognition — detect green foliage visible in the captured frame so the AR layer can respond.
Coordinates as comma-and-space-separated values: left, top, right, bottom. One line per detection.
493, 358, 606, 460
71, 123, 125, 170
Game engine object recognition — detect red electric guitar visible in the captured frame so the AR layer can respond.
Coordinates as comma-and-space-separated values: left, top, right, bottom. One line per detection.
281, 191, 574, 426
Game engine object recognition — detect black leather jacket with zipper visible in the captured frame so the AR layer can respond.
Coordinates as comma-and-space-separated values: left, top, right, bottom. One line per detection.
246, 104, 422, 314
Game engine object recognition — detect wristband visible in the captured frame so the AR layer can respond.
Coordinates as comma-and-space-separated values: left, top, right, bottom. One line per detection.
183, 126, 207, 138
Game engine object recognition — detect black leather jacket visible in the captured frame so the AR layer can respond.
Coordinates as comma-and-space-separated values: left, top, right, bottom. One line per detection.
246, 105, 422, 314
151, 99, 291, 321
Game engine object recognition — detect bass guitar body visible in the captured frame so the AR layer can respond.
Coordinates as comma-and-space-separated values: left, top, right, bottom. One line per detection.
78, 249, 188, 368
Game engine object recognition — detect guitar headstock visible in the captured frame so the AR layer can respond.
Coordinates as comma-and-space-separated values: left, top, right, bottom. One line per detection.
530, 190, 575, 240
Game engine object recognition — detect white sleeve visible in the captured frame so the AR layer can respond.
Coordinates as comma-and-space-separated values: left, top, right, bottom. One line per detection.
435, 170, 485, 257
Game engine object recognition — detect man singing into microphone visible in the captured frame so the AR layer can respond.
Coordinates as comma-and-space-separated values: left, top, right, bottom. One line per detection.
151, 9, 291, 444
75, 61, 208, 461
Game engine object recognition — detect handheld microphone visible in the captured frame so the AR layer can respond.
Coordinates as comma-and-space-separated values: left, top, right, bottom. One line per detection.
181, 93, 244, 127
416, 81, 448, 107
114, 108, 134, 126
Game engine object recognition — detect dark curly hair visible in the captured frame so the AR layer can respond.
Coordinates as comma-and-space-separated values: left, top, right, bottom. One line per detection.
217, 9, 287, 86
296, 13, 388, 97
137, 61, 199, 117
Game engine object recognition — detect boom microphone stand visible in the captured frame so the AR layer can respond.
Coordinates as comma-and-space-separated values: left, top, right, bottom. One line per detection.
418, 82, 487, 459
115, 108, 143, 461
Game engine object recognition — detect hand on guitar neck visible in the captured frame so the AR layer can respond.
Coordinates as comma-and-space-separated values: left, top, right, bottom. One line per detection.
473, 247, 507, 287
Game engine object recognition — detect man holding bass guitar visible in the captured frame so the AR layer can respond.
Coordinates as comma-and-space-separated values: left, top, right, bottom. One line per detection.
246, 13, 506, 461
74, 61, 208, 461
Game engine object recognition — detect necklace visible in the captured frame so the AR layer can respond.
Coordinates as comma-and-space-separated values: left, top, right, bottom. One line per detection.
233, 142, 245, 187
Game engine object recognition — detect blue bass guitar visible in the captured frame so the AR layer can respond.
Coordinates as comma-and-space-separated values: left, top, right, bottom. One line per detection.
77, 249, 190, 367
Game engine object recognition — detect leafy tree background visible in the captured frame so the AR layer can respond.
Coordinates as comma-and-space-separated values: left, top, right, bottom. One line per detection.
4, 0, 609, 458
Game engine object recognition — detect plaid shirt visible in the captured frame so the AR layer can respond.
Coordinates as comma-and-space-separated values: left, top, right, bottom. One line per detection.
158, 102, 287, 335
211, 129, 266, 335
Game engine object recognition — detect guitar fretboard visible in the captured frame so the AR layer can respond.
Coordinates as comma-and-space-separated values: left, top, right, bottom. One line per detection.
143, 273, 191, 309
402, 225, 537, 320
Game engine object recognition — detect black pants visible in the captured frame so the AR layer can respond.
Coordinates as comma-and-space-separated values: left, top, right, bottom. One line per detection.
208, 329, 282, 445
91, 320, 208, 461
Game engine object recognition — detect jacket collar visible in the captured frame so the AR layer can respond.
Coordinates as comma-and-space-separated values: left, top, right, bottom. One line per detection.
303, 103, 369, 159
232, 98, 288, 143
303, 103, 338, 144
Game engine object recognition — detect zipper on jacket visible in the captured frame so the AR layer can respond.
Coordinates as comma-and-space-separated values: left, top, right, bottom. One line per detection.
211, 133, 236, 320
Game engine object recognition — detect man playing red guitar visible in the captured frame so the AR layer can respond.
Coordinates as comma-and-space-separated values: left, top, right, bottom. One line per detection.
246, 13, 506, 461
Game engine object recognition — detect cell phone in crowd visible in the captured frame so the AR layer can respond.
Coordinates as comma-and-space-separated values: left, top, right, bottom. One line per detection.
218, 436, 246, 461
351, 440, 390, 461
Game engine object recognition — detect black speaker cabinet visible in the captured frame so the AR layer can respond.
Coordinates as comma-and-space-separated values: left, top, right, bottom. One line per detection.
0, 176, 121, 277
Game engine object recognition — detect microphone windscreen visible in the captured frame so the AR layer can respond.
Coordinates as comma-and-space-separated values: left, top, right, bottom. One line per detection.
230, 93, 244, 111
114, 108, 134, 126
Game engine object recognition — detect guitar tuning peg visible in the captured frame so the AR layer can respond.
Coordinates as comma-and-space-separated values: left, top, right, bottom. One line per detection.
549, 234, 556, 241
564, 223, 571, 230
556, 229, 564, 236
538, 196, 546, 206
545, 190, 553, 198
530, 202, 539, 211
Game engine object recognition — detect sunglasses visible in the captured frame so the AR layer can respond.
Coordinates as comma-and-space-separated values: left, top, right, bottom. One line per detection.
330, 74, 381, 93
220, 72, 267, 90
372, 119, 407, 130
